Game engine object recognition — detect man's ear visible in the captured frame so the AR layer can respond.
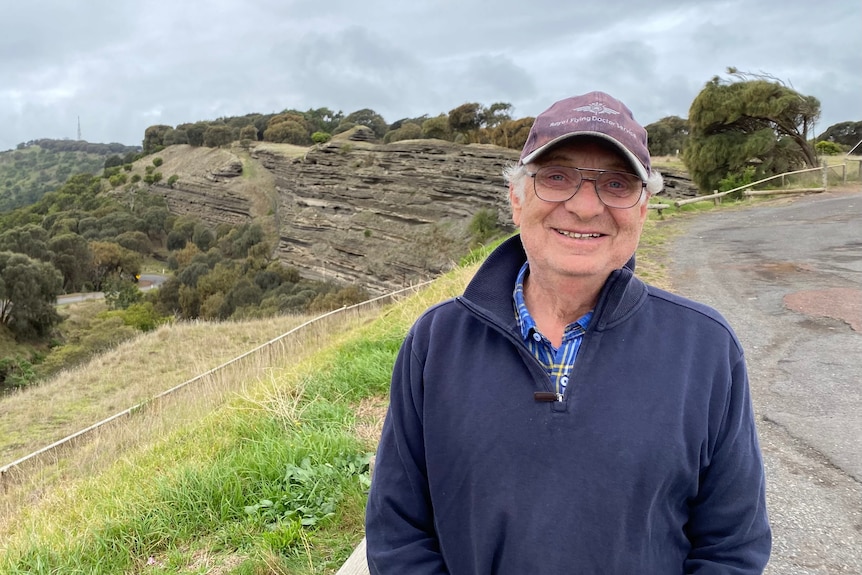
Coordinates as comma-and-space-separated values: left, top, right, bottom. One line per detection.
509, 184, 522, 226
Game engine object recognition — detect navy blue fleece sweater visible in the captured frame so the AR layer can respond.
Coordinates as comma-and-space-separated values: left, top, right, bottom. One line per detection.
366, 235, 771, 574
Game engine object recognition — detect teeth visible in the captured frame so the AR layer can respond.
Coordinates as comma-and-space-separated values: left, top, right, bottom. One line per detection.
558, 230, 600, 239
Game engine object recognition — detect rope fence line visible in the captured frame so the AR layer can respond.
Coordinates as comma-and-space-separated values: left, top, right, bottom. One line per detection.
0, 280, 433, 491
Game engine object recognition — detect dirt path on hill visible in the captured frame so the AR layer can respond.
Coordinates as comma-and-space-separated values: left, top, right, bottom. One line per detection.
668, 188, 862, 574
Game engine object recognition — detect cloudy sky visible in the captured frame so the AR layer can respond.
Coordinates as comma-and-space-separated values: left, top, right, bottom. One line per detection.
1, 0, 859, 152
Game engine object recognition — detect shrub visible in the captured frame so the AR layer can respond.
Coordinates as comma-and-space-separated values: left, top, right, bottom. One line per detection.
152, 157, 163, 167
815, 140, 843, 156
468, 208, 502, 246
718, 166, 757, 198
312, 131, 332, 144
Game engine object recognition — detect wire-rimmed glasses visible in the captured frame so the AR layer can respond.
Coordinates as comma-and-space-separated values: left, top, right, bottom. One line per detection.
527, 166, 646, 209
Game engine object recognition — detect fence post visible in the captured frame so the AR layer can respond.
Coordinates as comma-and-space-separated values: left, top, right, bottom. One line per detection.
822, 161, 828, 190
842, 163, 847, 184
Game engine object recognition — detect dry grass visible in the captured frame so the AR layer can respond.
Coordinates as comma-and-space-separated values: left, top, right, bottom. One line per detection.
0, 314, 315, 465
0, 296, 412, 532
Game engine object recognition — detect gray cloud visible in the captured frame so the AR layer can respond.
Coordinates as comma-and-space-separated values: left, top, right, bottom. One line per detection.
0, 0, 859, 151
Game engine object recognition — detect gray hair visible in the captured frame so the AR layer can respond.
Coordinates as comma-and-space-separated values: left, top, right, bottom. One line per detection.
502, 161, 664, 203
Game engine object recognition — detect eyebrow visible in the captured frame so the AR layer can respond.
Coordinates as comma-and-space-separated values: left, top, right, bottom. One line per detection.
540, 155, 633, 172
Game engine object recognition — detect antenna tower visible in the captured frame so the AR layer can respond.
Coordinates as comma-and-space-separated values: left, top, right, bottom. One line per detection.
77, 116, 82, 141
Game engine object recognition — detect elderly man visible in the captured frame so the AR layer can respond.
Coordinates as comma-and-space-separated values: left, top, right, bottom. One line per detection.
365, 91, 771, 574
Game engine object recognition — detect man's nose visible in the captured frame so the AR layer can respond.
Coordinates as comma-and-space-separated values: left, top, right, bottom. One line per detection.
563, 177, 605, 215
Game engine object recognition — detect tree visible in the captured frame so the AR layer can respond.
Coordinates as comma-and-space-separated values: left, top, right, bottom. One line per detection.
481, 103, 513, 128
304, 107, 344, 134
422, 115, 453, 141
818, 121, 862, 148
645, 116, 689, 157
89, 241, 141, 290
49, 233, 92, 292
341, 109, 388, 139
263, 120, 309, 145
0, 251, 63, 340
103, 275, 143, 310
143, 124, 172, 155
384, 123, 423, 143
239, 124, 258, 142
683, 68, 821, 193
487, 117, 533, 150
203, 125, 234, 148
0, 224, 51, 261
163, 128, 190, 146
448, 103, 482, 136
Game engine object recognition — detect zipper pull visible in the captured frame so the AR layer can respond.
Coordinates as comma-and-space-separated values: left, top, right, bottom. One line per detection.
533, 392, 557, 402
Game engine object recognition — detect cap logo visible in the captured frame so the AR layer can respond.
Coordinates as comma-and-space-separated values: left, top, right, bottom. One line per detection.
573, 102, 620, 115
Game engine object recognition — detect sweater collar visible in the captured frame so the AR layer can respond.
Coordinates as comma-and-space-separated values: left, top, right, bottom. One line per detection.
461, 235, 647, 332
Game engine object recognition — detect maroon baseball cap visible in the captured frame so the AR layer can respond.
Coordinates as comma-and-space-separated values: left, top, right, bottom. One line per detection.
519, 91, 651, 180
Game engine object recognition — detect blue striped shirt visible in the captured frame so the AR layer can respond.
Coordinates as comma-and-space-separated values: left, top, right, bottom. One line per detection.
513, 262, 593, 397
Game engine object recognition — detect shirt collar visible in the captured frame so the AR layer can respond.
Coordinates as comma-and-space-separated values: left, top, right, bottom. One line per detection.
513, 261, 594, 342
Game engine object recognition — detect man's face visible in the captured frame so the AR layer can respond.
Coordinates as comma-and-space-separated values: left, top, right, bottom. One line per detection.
509, 139, 649, 285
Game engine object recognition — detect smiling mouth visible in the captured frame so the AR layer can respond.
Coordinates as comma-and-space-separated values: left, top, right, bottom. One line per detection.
556, 229, 602, 239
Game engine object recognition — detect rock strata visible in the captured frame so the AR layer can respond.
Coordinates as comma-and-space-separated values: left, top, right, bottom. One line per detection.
254, 139, 518, 294
148, 140, 698, 296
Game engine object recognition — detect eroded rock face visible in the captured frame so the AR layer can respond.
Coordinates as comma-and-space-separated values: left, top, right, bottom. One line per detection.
148, 140, 697, 296
255, 139, 518, 294
147, 145, 253, 227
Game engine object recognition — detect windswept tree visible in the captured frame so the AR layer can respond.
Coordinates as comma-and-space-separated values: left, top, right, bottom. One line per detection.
448, 103, 482, 139
684, 68, 821, 192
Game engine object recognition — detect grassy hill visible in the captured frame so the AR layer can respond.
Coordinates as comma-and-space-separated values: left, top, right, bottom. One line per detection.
0, 140, 139, 211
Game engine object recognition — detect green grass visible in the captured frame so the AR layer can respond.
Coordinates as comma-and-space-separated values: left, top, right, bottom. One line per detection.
0, 208, 764, 573
0, 266, 451, 573
0, 324, 410, 573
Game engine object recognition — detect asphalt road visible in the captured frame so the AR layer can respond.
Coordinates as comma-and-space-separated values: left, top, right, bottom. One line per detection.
56, 273, 167, 305
668, 189, 862, 574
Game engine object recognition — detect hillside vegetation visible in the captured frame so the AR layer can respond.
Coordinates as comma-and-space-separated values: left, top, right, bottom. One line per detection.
0, 140, 139, 211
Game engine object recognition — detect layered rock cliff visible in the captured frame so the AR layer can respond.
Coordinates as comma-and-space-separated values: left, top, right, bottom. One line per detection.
148, 139, 518, 294
255, 138, 518, 294
147, 139, 696, 295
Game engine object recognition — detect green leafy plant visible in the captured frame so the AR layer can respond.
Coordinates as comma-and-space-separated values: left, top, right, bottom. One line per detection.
245, 452, 372, 533
815, 140, 843, 156
718, 165, 757, 198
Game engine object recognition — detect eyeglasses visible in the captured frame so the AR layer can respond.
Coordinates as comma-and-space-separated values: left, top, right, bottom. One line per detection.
526, 166, 646, 209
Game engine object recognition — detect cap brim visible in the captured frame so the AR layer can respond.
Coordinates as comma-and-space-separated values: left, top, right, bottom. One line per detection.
520, 132, 649, 181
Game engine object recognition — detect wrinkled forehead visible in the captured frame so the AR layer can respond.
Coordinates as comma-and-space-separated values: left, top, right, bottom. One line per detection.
528, 136, 639, 173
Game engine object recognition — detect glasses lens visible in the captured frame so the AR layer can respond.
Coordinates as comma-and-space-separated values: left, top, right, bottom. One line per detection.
533, 167, 581, 201
596, 172, 642, 207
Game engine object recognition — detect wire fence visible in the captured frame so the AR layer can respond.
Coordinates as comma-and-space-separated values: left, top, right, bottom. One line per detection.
0, 281, 431, 494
